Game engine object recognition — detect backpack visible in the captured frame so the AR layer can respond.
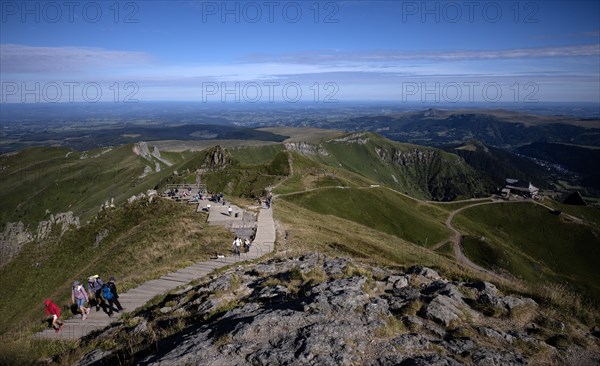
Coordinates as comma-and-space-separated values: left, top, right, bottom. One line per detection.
102, 285, 114, 300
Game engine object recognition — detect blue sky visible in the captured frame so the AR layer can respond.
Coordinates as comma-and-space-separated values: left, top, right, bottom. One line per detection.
1, 0, 599, 103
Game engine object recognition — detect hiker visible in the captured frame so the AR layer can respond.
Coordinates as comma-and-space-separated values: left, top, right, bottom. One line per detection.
244, 237, 251, 253
258, 196, 262, 207
71, 281, 90, 320
233, 236, 241, 256
43, 299, 64, 333
228, 206, 233, 216
87, 275, 106, 312
103, 276, 125, 317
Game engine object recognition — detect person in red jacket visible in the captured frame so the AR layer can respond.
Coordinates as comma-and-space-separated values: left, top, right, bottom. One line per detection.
43, 299, 64, 333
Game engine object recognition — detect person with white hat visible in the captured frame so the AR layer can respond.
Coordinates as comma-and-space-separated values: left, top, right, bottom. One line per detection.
87, 275, 105, 312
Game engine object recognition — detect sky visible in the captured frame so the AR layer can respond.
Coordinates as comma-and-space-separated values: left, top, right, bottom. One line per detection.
0, 0, 599, 104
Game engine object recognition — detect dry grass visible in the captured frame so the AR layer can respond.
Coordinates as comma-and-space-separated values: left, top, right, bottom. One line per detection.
400, 300, 423, 317
374, 314, 407, 338
0, 199, 235, 364
274, 200, 455, 271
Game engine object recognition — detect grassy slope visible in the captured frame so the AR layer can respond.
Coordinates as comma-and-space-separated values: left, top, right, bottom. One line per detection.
281, 187, 451, 247
275, 199, 454, 270
312, 132, 486, 200
273, 150, 375, 195
454, 203, 600, 301
229, 144, 285, 165
0, 145, 185, 226
542, 200, 600, 227
0, 199, 231, 334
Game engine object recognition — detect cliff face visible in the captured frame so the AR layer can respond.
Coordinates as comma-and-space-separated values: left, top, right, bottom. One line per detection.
0, 212, 80, 268
0, 222, 32, 268
320, 133, 487, 200
387, 147, 484, 201
203, 145, 232, 170
75, 254, 598, 366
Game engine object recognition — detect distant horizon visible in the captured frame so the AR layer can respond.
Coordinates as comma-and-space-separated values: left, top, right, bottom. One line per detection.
2, 99, 599, 120
1, 99, 599, 106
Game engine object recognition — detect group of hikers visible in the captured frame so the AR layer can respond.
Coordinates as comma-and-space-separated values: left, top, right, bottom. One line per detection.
166, 187, 227, 204
258, 193, 273, 209
43, 275, 125, 333
232, 236, 252, 256
42, 190, 272, 334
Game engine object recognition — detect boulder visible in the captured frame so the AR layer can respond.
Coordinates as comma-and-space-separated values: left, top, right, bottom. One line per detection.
407, 266, 441, 280
70, 255, 583, 366
76, 350, 113, 366
387, 275, 409, 290
424, 294, 478, 327
471, 348, 526, 365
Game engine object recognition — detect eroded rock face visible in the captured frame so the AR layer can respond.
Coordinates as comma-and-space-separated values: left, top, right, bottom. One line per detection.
132, 141, 151, 159
0, 212, 80, 267
75, 255, 597, 366
133, 142, 173, 169
285, 142, 329, 156
36, 211, 80, 241
330, 133, 370, 144
203, 145, 232, 170
0, 221, 33, 267
393, 149, 439, 167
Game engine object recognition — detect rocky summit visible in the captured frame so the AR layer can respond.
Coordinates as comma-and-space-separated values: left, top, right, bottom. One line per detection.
75, 254, 599, 366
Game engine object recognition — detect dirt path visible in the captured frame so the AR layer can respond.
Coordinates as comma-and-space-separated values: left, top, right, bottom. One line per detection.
273, 154, 583, 284
431, 198, 582, 283
435, 200, 508, 282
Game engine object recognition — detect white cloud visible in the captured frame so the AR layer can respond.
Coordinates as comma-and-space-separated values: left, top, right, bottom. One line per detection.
243, 44, 600, 64
1, 44, 598, 102
0, 44, 152, 73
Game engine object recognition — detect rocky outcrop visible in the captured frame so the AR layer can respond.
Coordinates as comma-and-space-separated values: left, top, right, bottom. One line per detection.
74, 254, 596, 366
127, 189, 158, 204
152, 146, 161, 158
36, 212, 80, 241
1, 212, 80, 267
94, 229, 109, 248
133, 142, 173, 169
330, 132, 370, 144
99, 198, 115, 212
132, 141, 152, 160
389, 147, 482, 201
202, 146, 232, 170
0, 222, 33, 267
393, 149, 440, 167
285, 142, 329, 156
139, 165, 153, 178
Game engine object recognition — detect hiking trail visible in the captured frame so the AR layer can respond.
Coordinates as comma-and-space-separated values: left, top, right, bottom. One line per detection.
33, 202, 275, 341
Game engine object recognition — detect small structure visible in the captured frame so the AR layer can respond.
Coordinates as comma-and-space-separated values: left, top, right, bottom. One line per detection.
563, 191, 587, 206
503, 179, 539, 199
